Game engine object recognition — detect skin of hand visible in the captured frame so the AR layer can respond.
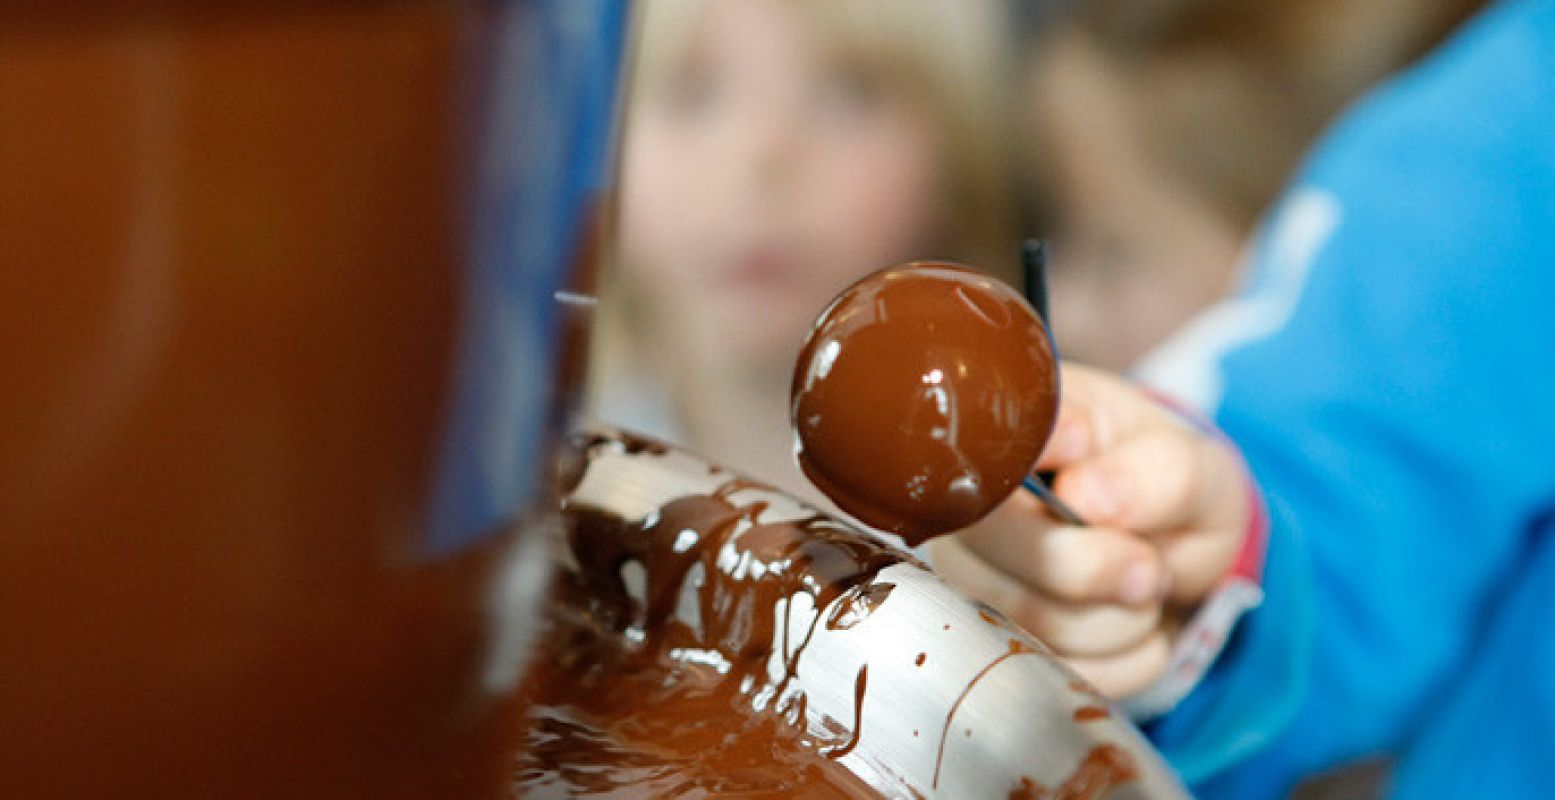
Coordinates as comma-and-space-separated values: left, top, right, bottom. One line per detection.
928, 363, 1250, 699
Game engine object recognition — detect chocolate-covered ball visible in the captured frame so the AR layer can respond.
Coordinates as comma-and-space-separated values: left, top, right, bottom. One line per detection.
791, 262, 1058, 546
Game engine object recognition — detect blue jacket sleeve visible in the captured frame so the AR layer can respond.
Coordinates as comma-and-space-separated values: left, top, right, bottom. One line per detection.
1140, 4, 1555, 793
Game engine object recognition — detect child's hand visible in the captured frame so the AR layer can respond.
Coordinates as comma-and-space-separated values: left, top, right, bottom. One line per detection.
928, 363, 1249, 699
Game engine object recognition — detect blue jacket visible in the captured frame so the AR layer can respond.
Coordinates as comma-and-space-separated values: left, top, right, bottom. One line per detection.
1137, 1, 1555, 795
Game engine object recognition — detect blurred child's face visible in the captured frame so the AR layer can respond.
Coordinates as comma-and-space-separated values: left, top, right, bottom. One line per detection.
620, 0, 943, 374
1034, 37, 1242, 372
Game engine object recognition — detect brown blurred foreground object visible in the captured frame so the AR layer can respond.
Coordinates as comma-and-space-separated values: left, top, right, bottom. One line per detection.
0, 2, 624, 797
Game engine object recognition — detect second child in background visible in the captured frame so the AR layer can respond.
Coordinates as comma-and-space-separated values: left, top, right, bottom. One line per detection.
589, 0, 1025, 502
1024, 0, 1485, 373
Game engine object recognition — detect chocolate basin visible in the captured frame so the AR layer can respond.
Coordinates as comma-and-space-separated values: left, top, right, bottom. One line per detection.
535, 427, 1190, 799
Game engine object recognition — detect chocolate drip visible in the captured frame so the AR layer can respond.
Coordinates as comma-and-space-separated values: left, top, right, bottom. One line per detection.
1007, 743, 1139, 800
825, 666, 870, 759
1010, 776, 1049, 799
1072, 706, 1110, 723
932, 638, 1037, 788
1051, 744, 1140, 800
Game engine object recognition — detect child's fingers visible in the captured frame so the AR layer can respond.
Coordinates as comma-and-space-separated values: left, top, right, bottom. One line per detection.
929, 536, 1160, 658
1012, 592, 1162, 658
953, 490, 1167, 607
1034, 363, 1156, 472
1158, 524, 1247, 604
1062, 630, 1173, 700
1054, 427, 1245, 537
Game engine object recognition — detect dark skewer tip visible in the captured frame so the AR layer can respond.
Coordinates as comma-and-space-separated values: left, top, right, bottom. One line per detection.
1022, 476, 1086, 526
1020, 239, 1052, 331
1019, 239, 1086, 525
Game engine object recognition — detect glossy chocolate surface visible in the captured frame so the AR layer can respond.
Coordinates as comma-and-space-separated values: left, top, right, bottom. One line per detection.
792, 263, 1059, 545
516, 433, 896, 797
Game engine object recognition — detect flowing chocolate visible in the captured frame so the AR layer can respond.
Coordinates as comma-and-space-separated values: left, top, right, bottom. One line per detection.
515, 433, 903, 797
518, 430, 1155, 799
792, 263, 1059, 545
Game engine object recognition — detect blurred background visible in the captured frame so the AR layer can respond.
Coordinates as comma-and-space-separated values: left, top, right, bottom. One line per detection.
584, 0, 1483, 508
2, 1, 1537, 797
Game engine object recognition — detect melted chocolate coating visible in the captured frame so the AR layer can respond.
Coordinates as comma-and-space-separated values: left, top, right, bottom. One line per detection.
519, 432, 1146, 799
1073, 706, 1111, 723
516, 435, 903, 797
933, 638, 1037, 789
792, 263, 1059, 545
1007, 745, 1140, 800
1010, 776, 1048, 800
1051, 744, 1140, 800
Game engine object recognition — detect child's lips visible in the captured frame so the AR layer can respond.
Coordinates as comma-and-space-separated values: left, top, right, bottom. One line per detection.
719, 246, 804, 293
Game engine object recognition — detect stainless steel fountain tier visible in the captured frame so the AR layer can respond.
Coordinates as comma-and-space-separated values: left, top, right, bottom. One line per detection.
553, 427, 1190, 800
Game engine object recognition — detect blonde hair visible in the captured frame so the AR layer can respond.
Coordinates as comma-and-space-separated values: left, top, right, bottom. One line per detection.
588, 0, 1027, 417
624, 0, 1022, 276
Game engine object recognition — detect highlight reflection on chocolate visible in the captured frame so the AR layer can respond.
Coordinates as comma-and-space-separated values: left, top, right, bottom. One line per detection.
791, 263, 1059, 546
